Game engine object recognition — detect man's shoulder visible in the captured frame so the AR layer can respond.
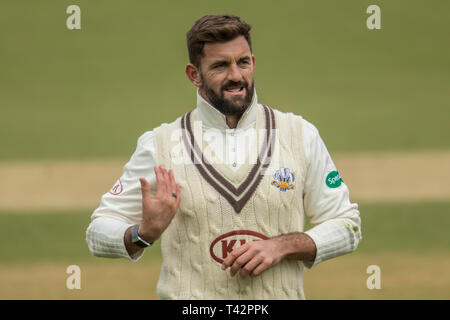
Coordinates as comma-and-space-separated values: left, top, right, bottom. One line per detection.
136, 112, 188, 147
263, 105, 319, 135
146, 112, 190, 135
134, 130, 155, 152
264, 104, 302, 121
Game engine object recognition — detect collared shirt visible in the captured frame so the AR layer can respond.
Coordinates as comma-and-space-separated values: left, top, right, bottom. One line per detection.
86, 89, 362, 268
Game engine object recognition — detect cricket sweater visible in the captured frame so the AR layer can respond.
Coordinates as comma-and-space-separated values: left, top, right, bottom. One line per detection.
86, 90, 362, 299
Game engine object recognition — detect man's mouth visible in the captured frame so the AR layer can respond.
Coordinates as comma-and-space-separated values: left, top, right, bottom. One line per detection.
224, 86, 244, 94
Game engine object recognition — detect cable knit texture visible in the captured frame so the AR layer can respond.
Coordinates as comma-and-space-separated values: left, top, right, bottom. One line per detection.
153, 104, 307, 299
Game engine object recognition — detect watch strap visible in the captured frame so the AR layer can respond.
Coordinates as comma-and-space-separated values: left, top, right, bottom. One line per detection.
131, 225, 152, 248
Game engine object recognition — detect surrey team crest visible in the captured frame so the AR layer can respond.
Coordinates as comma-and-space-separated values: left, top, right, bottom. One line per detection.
271, 168, 295, 191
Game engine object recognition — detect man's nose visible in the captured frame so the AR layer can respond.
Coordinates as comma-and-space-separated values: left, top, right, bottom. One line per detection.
227, 63, 243, 83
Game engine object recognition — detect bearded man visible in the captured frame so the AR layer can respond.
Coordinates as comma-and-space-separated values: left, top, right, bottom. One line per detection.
86, 14, 362, 300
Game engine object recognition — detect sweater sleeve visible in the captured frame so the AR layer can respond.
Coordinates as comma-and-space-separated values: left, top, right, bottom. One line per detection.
301, 119, 362, 268
85, 131, 158, 261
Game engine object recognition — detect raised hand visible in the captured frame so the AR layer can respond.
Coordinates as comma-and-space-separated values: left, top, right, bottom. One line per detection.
137, 166, 181, 243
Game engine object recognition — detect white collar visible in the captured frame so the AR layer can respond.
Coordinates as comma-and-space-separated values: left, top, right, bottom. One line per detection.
196, 89, 259, 130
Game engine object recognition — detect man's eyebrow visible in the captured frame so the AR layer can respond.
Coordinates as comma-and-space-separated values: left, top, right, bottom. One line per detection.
209, 56, 251, 69
238, 56, 251, 62
209, 60, 229, 69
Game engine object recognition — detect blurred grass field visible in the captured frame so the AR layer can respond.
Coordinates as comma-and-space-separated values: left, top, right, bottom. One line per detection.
1, 0, 449, 299
1, 0, 449, 160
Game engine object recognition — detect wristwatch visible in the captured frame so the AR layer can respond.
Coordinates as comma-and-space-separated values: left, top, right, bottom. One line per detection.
131, 225, 153, 248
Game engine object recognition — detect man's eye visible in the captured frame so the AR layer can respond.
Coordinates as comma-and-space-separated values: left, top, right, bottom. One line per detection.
213, 63, 226, 69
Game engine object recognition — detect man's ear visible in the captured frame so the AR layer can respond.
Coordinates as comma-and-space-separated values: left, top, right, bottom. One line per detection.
185, 63, 202, 87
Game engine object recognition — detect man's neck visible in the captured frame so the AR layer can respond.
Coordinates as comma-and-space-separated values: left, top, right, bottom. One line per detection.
225, 115, 241, 129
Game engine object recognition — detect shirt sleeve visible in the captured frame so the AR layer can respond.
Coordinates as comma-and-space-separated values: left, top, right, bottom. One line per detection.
85, 131, 158, 261
301, 119, 362, 268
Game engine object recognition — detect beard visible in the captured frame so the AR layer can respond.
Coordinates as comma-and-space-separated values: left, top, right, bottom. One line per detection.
201, 74, 255, 116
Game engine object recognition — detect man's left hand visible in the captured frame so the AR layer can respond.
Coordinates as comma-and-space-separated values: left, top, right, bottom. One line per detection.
221, 238, 285, 277
221, 233, 317, 277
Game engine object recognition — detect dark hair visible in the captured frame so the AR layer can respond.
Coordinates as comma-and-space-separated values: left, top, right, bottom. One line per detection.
186, 14, 252, 68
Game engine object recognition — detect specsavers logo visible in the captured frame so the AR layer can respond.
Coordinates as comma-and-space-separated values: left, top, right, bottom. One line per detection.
326, 171, 343, 188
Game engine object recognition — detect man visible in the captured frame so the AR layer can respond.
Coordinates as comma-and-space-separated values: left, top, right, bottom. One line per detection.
86, 14, 362, 299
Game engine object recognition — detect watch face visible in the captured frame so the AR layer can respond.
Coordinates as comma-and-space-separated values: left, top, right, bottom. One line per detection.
131, 225, 151, 248
133, 238, 149, 248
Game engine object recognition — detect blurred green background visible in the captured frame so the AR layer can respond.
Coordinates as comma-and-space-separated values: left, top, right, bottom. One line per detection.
1, 0, 449, 160
0, 0, 449, 299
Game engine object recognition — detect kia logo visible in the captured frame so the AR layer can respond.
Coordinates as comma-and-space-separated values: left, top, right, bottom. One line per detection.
209, 230, 268, 264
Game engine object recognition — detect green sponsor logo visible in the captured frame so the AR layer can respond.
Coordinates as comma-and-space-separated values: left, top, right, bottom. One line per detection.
326, 171, 343, 188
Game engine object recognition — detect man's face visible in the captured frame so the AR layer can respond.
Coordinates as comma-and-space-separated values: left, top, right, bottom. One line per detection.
197, 36, 255, 116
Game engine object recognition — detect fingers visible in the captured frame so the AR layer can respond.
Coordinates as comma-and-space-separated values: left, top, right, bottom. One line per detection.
139, 177, 152, 211
222, 241, 276, 278
154, 166, 165, 196
170, 170, 182, 217
139, 177, 151, 199
240, 255, 264, 277
228, 249, 256, 277
251, 258, 273, 277
222, 243, 249, 273
161, 166, 170, 186
175, 182, 182, 208
155, 165, 171, 196
155, 166, 181, 212
145, 166, 172, 195
168, 169, 177, 197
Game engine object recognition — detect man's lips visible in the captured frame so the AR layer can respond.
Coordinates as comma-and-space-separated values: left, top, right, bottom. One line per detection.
223, 86, 245, 96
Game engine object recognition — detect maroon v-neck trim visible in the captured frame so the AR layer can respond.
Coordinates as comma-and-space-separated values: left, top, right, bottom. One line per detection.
181, 105, 276, 213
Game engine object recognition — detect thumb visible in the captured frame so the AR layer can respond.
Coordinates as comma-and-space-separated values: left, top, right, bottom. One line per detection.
139, 178, 152, 200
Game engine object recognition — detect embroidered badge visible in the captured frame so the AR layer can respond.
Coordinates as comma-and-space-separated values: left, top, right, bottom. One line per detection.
109, 179, 123, 195
271, 168, 295, 191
